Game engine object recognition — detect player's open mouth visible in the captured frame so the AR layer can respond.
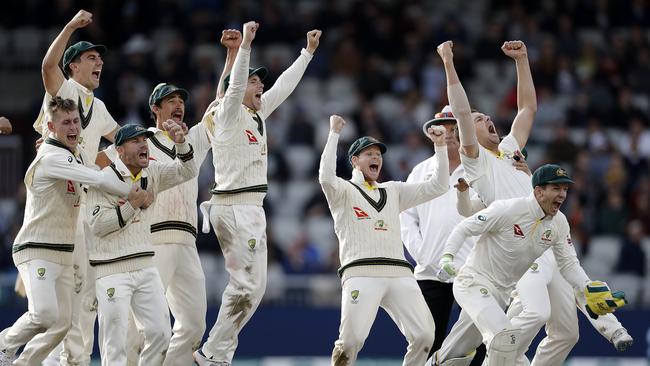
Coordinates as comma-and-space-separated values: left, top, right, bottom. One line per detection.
488, 124, 496, 134
552, 201, 562, 210
171, 111, 183, 121
255, 93, 262, 100
138, 151, 148, 161
66, 134, 77, 144
91, 70, 101, 81
369, 164, 379, 173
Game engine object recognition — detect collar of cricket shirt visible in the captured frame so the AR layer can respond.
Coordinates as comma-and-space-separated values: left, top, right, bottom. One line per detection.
527, 192, 547, 221
113, 157, 149, 183
351, 168, 378, 190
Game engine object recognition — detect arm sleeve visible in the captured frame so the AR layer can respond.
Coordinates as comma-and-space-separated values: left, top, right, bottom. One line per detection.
152, 141, 199, 193
216, 46, 250, 130
553, 218, 590, 288
187, 122, 212, 165
86, 189, 138, 237
397, 146, 449, 211
97, 101, 120, 137
498, 133, 522, 156
318, 131, 347, 207
456, 189, 486, 217
443, 201, 508, 257
41, 154, 131, 196
260, 49, 313, 117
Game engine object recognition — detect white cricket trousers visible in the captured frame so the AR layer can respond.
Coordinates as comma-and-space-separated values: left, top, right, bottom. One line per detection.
332, 276, 434, 366
154, 243, 207, 366
507, 250, 624, 366
44, 208, 97, 365
201, 204, 267, 363
436, 269, 514, 364
0, 259, 73, 365
95, 266, 171, 366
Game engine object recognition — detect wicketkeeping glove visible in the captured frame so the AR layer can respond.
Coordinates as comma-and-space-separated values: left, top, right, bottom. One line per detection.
584, 280, 628, 319
437, 253, 458, 282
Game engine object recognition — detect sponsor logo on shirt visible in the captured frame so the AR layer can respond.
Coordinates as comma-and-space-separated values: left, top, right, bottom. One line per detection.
353, 207, 370, 219
477, 215, 487, 222
374, 219, 387, 231
66, 180, 76, 194
245, 130, 258, 144
541, 229, 552, 242
530, 262, 539, 272
480, 287, 489, 297
513, 224, 525, 238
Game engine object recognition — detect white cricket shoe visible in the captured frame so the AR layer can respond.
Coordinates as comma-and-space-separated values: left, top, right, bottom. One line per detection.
193, 349, 230, 366
611, 327, 633, 352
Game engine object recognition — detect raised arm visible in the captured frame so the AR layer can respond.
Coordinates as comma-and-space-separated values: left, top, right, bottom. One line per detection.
437, 41, 478, 158
503, 41, 537, 149
260, 29, 321, 117
153, 120, 199, 193
217, 21, 257, 126
318, 115, 347, 205
42, 10, 93, 96
397, 126, 449, 211
216, 29, 242, 99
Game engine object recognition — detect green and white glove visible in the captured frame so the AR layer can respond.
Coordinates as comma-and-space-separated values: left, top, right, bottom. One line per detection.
437, 253, 458, 282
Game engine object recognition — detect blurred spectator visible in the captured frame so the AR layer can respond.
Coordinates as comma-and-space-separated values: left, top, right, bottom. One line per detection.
615, 220, 647, 277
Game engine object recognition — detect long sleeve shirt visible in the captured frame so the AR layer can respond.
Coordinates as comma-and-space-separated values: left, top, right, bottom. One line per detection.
201, 46, 313, 206
13, 138, 130, 266
86, 141, 197, 278
33, 78, 119, 163
319, 131, 449, 281
400, 162, 475, 282
443, 194, 590, 291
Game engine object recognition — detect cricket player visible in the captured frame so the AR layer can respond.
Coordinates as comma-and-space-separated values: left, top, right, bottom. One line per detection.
321, 114, 449, 366
86, 122, 198, 365
437, 164, 627, 365
0, 97, 130, 366
399, 106, 483, 363
433, 40, 632, 366
0, 116, 12, 135
36, 10, 121, 365
194, 21, 321, 365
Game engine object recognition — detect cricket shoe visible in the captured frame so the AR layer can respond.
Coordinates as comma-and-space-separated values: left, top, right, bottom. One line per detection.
611, 327, 633, 352
193, 349, 230, 366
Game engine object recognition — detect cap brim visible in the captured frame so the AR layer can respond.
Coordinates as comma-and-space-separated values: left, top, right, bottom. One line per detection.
422, 118, 455, 136
117, 130, 154, 145
250, 67, 268, 81
363, 142, 387, 155
158, 88, 189, 104
546, 177, 574, 184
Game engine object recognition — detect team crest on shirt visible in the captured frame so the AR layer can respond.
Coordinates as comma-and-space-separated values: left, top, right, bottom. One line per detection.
245, 130, 258, 144
353, 207, 370, 219
351, 290, 360, 304
248, 238, 257, 250
37, 267, 46, 279
513, 224, 525, 238
107, 287, 116, 302
479, 288, 489, 297
374, 220, 387, 231
530, 262, 539, 272
541, 229, 552, 242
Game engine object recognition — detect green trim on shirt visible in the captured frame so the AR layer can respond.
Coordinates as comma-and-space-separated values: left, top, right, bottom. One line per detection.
12, 242, 75, 254
337, 257, 414, 277
151, 220, 197, 238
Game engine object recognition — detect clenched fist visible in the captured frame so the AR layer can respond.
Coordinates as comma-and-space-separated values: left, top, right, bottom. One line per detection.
0, 117, 12, 135
437, 40, 454, 61
221, 29, 242, 49
241, 21, 259, 49
501, 40, 528, 60
426, 125, 447, 146
306, 30, 322, 54
329, 115, 346, 133
66, 10, 93, 30
162, 119, 187, 143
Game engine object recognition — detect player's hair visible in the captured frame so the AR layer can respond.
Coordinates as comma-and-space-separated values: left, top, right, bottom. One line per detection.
46, 96, 77, 122
64, 55, 82, 76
